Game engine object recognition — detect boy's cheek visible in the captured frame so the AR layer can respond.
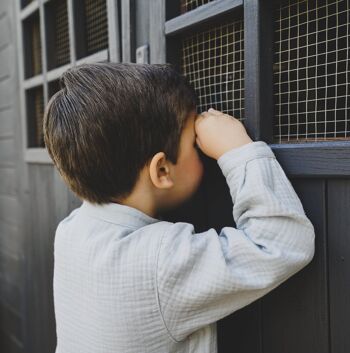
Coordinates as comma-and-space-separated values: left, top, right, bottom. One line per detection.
194, 155, 204, 181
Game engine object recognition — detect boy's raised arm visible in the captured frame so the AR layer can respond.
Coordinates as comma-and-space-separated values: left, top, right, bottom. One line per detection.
155, 140, 315, 343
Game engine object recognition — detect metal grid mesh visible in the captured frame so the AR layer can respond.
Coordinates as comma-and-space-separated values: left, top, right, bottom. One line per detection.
53, 0, 70, 68
180, 0, 215, 13
48, 80, 61, 99
84, 0, 108, 55
27, 86, 44, 147
273, 0, 350, 143
24, 13, 42, 78
181, 18, 245, 121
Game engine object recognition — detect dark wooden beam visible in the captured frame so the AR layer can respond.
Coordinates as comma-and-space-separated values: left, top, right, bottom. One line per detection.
165, 0, 243, 36
244, 0, 274, 142
270, 141, 350, 177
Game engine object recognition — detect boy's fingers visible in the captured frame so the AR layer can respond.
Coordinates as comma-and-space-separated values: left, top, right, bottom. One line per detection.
208, 108, 222, 115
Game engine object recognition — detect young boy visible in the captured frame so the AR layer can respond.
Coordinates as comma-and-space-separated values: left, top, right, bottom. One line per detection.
44, 62, 315, 353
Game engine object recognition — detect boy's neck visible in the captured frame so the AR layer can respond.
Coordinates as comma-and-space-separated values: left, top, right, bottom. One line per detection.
110, 195, 158, 219
110, 166, 160, 219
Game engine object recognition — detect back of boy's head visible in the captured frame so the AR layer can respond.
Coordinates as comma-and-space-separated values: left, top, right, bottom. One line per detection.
43, 62, 198, 205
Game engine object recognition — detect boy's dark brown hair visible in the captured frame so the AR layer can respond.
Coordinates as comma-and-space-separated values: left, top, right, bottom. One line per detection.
43, 62, 198, 204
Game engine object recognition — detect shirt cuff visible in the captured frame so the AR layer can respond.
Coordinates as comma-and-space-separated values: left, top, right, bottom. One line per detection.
217, 141, 276, 179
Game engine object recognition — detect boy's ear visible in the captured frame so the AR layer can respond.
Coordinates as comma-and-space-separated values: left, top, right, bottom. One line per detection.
149, 152, 174, 189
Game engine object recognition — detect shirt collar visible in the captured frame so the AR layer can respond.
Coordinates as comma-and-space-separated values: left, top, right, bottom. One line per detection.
79, 200, 161, 229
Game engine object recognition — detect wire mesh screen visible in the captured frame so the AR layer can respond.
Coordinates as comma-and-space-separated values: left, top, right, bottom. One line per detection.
180, 0, 215, 13
273, 0, 350, 143
48, 80, 61, 100
23, 12, 42, 78
181, 18, 245, 121
26, 86, 44, 148
45, 0, 70, 69
85, 0, 108, 55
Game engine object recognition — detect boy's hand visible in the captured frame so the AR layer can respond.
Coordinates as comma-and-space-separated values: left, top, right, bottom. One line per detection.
194, 108, 253, 160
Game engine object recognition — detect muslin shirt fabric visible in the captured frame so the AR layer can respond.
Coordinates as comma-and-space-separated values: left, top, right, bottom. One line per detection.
53, 141, 315, 353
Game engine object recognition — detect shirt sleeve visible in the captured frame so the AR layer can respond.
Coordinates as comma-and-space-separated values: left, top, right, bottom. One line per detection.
155, 141, 315, 343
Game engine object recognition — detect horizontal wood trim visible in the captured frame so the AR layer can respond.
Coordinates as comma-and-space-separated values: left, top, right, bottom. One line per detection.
24, 148, 53, 164
165, 0, 243, 36
75, 49, 109, 66
23, 74, 44, 90
19, 1, 39, 21
23, 140, 350, 173
270, 141, 350, 177
47, 63, 72, 82
0, 134, 14, 140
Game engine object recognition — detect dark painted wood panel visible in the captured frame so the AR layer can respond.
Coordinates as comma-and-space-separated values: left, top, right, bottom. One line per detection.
244, 0, 274, 142
217, 301, 262, 353
328, 179, 350, 353
0, 273, 22, 317
262, 179, 329, 353
0, 302, 23, 344
271, 141, 350, 177
204, 153, 262, 353
0, 328, 24, 353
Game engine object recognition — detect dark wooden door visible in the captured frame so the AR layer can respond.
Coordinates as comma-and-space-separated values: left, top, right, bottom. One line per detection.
152, 1, 350, 352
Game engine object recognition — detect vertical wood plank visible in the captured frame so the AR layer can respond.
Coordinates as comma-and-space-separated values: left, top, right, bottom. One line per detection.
53, 167, 70, 226
262, 179, 329, 353
14, 0, 29, 153
2, 1, 30, 352
121, 0, 135, 62
243, 0, 274, 142
25, 164, 57, 353
67, 0, 76, 65
328, 179, 350, 353
107, 0, 121, 62
217, 300, 262, 353
38, 0, 48, 106
149, 0, 166, 64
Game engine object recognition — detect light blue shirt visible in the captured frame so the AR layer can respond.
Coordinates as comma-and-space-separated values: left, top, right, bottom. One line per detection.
53, 141, 315, 353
